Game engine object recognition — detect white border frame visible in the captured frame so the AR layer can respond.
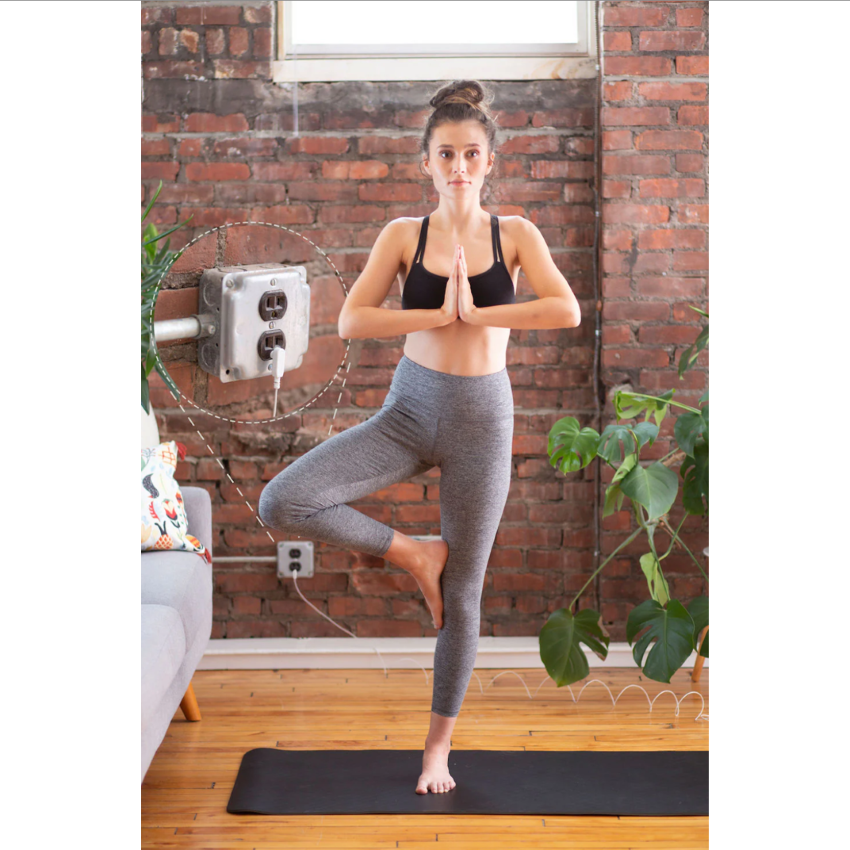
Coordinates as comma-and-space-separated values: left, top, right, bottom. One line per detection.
274, 1, 598, 82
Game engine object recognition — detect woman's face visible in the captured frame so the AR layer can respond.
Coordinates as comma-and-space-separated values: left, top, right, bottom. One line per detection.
424, 120, 493, 197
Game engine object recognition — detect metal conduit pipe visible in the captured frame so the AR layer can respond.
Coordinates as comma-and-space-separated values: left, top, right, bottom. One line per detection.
153, 313, 216, 343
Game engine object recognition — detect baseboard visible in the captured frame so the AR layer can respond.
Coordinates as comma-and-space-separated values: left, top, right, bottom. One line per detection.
197, 636, 709, 672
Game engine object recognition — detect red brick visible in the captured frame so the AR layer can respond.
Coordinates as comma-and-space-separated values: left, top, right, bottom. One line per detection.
212, 59, 272, 79
638, 325, 702, 345
635, 129, 703, 150
233, 596, 261, 615
679, 105, 708, 126
254, 29, 272, 59
639, 178, 705, 198
603, 349, 669, 368
604, 57, 672, 76
530, 108, 595, 128
639, 31, 705, 52
245, 5, 273, 24
175, 6, 241, 26
184, 112, 249, 132
212, 137, 278, 157
604, 6, 667, 26
206, 28, 225, 55
143, 114, 180, 133
288, 137, 350, 155
143, 61, 205, 79
359, 183, 421, 203
142, 161, 179, 181
602, 107, 670, 127
635, 276, 705, 298
604, 30, 632, 52
229, 26, 248, 56
185, 162, 250, 181
677, 56, 709, 76
142, 7, 172, 25
141, 138, 170, 156
499, 135, 561, 155
638, 82, 707, 101
679, 204, 708, 224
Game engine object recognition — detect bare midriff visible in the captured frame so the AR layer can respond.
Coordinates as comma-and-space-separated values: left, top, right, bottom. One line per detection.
396, 220, 519, 377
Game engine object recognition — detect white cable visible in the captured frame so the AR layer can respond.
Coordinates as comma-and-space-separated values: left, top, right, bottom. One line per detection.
271, 346, 286, 417
288, 571, 708, 722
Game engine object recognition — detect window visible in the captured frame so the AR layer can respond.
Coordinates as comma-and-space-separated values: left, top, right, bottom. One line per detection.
274, 1, 597, 82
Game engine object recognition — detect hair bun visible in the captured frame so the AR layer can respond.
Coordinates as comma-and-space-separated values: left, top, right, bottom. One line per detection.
430, 80, 488, 114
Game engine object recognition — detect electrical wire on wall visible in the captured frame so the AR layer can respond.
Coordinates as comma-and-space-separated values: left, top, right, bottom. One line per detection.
590, 0, 604, 617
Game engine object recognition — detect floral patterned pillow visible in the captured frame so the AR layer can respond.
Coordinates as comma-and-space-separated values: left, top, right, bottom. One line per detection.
141, 441, 211, 563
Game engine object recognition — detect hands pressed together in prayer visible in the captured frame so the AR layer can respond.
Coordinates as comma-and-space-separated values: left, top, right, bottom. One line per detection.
440, 245, 478, 325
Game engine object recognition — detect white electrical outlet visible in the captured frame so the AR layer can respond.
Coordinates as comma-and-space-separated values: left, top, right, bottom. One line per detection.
276, 540, 314, 578
197, 264, 311, 383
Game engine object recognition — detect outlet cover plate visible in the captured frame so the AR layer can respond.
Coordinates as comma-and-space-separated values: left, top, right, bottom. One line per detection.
198, 264, 311, 383
276, 540, 314, 579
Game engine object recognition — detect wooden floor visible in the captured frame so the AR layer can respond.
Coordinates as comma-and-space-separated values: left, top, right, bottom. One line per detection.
142, 666, 709, 849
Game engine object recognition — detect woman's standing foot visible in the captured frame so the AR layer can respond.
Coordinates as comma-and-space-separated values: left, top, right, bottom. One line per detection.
415, 738, 456, 794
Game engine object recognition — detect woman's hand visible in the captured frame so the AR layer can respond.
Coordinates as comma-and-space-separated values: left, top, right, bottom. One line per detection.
439, 245, 460, 325
456, 246, 477, 323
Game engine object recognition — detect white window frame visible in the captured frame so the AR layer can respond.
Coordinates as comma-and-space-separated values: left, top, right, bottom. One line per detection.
273, 1, 598, 82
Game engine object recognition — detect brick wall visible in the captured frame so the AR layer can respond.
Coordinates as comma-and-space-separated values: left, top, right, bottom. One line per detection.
598, 1, 709, 631
141, 1, 708, 641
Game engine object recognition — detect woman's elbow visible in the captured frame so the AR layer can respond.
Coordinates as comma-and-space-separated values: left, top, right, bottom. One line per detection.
338, 308, 359, 339
564, 303, 581, 328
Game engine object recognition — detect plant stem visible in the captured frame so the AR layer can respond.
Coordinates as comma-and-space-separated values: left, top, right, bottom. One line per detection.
662, 522, 709, 585
625, 392, 702, 414
569, 527, 643, 611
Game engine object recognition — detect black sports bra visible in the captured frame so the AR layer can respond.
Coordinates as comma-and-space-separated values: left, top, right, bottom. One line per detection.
401, 214, 517, 310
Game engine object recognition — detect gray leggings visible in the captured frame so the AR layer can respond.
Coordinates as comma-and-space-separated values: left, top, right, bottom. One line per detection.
258, 354, 514, 717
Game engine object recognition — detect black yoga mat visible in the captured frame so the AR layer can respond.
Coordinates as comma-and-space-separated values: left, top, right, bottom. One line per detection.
227, 748, 708, 816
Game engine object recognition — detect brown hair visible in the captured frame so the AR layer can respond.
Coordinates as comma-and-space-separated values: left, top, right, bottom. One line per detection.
420, 80, 499, 161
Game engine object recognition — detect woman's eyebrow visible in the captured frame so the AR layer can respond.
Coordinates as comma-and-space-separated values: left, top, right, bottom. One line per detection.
437, 143, 481, 149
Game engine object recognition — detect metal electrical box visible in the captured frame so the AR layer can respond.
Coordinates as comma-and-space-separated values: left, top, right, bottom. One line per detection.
197, 264, 311, 383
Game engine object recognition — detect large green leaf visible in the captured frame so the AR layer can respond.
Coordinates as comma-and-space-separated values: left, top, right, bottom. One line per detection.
678, 322, 708, 378
601, 454, 636, 518
614, 389, 674, 429
674, 409, 707, 457
626, 599, 695, 683
547, 417, 600, 473
686, 596, 709, 658
597, 421, 657, 465
539, 608, 610, 687
639, 552, 670, 606
680, 440, 708, 515
618, 460, 678, 521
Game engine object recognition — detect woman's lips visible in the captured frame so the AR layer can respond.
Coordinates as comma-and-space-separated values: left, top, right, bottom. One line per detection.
450, 181, 469, 185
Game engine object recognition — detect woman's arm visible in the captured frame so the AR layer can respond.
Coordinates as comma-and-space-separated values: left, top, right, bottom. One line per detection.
465, 218, 581, 330
337, 219, 454, 339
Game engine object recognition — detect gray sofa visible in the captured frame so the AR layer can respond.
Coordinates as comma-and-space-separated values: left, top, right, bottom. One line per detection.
141, 486, 213, 782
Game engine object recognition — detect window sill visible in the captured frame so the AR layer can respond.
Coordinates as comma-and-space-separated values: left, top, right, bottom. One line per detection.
272, 55, 597, 83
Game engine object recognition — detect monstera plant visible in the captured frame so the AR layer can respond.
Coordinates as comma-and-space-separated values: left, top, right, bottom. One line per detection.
141, 180, 193, 413
540, 307, 708, 685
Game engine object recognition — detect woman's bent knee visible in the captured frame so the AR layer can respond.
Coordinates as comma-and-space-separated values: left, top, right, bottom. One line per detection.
258, 479, 309, 529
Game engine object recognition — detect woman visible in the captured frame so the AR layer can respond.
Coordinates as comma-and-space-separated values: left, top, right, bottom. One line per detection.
259, 80, 580, 795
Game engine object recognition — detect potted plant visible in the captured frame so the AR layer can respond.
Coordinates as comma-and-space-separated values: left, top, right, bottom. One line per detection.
141, 180, 193, 445
540, 307, 709, 685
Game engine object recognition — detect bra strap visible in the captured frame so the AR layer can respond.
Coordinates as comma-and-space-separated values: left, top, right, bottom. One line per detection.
490, 213, 503, 264
413, 215, 430, 264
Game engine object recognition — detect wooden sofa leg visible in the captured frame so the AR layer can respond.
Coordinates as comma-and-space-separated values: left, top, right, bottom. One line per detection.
690, 625, 709, 683
180, 680, 202, 721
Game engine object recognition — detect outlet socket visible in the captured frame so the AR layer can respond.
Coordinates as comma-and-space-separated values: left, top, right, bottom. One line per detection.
276, 540, 314, 578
